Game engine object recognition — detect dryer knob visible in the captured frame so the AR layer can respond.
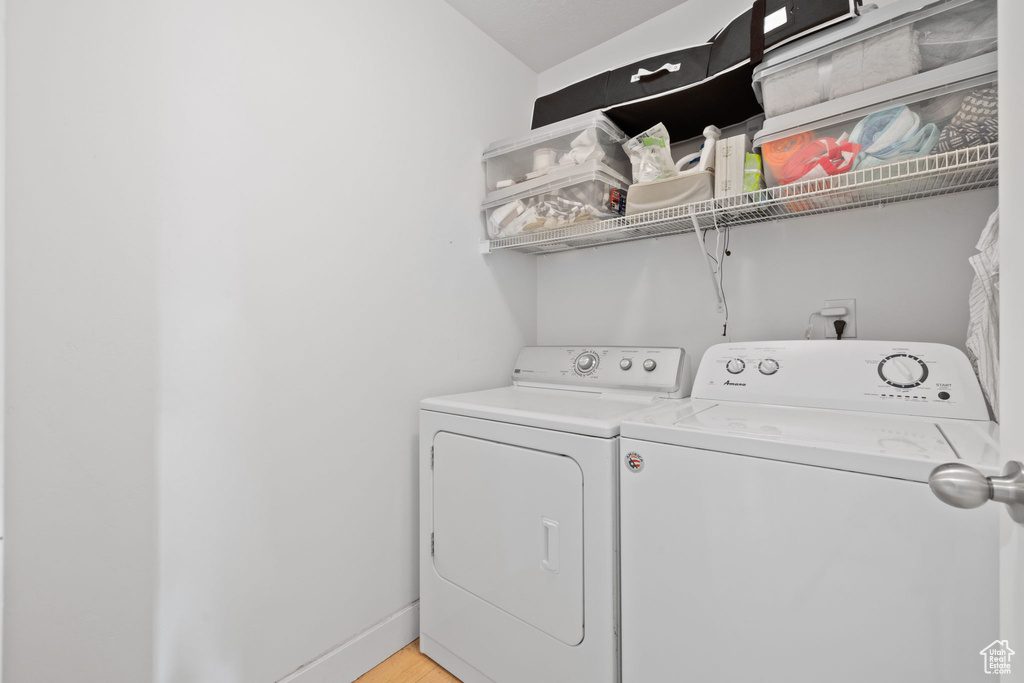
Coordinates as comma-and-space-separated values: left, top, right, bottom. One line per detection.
620, 358, 633, 370
643, 359, 657, 372
575, 352, 598, 374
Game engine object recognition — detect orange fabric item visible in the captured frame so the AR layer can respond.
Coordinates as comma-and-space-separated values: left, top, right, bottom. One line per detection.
762, 132, 814, 179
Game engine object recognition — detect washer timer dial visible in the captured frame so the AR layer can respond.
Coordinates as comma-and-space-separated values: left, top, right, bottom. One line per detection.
878, 353, 929, 388
575, 352, 599, 375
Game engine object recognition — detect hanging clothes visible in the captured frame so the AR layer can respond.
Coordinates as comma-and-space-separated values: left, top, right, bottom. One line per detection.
966, 208, 999, 420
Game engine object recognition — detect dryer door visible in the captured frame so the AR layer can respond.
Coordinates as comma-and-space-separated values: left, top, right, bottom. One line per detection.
432, 432, 584, 646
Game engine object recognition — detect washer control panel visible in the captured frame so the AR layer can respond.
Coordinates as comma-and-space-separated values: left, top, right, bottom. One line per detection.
513, 346, 693, 398
693, 340, 989, 420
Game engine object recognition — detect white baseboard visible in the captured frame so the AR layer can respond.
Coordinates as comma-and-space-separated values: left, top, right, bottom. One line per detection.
276, 601, 419, 683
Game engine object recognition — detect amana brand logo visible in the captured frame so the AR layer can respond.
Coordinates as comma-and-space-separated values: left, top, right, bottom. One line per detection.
724, 380, 747, 386
625, 452, 644, 472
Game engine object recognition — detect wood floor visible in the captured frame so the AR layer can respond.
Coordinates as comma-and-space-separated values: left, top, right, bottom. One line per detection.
356, 639, 462, 683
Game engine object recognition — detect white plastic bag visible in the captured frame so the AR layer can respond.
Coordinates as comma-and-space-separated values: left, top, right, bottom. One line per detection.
623, 123, 677, 184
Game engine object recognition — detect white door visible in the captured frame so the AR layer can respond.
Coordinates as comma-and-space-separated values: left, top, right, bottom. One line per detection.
997, 1, 1023, 678
431, 432, 585, 646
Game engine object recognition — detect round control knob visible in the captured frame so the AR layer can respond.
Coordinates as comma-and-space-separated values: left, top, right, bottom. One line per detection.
620, 358, 632, 370
575, 352, 599, 374
758, 359, 779, 376
726, 358, 745, 374
878, 354, 928, 388
643, 359, 657, 372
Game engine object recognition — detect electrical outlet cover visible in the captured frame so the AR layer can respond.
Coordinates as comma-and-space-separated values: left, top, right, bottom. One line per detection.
824, 298, 857, 339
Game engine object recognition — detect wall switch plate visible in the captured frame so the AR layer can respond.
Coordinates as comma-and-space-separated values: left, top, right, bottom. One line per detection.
824, 298, 857, 339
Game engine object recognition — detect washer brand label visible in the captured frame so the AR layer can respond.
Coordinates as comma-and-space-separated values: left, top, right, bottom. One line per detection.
625, 452, 644, 472
724, 380, 747, 386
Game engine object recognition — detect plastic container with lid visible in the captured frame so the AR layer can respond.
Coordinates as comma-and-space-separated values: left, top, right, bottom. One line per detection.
482, 111, 630, 194
482, 160, 630, 240
752, 0, 997, 119
753, 54, 997, 189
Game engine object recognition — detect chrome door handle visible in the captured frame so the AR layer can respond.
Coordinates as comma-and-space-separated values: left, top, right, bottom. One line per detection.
929, 461, 1024, 525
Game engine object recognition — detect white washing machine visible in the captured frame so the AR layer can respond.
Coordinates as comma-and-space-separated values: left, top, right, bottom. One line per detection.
419, 346, 693, 683
619, 340, 1002, 683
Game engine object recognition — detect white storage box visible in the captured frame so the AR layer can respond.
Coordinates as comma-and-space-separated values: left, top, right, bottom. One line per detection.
482, 112, 630, 194
754, 56, 997, 188
753, 0, 996, 119
483, 161, 630, 239
625, 172, 714, 216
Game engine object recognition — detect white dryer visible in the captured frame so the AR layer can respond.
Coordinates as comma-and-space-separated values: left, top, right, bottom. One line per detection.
619, 340, 1001, 683
420, 346, 692, 683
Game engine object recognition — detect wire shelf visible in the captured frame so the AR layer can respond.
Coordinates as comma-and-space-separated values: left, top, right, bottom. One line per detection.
481, 143, 999, 255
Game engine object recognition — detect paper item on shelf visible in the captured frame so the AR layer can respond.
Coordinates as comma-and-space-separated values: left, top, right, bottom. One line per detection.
558, 128, 607, 166
714, 134, 752, 198
487, 199, 525, 238
966, 208, 999, 419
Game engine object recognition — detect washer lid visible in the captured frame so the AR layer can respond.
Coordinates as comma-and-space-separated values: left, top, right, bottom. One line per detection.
621, 399, 1001, 482
421, 386, 674, 438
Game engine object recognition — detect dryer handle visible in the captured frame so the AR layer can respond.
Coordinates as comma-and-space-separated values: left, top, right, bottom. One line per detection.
929, 461, 1024, 525
541, 517, 560, 573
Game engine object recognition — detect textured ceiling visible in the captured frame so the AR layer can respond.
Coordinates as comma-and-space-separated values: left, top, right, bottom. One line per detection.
443, 0, 690, 72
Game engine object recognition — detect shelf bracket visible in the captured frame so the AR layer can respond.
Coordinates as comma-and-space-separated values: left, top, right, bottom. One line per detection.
691, 214, 726, 315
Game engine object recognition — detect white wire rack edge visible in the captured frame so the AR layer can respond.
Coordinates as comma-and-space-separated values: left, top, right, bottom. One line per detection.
480, 142, 999, 255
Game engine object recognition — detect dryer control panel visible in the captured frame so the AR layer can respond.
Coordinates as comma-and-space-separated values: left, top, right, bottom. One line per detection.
512, 346, 693, 398
693, 340, 989, 420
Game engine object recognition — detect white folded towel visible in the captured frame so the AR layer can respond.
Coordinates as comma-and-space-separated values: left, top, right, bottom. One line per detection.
762, 25, 921, 118
831, 25, 922, 100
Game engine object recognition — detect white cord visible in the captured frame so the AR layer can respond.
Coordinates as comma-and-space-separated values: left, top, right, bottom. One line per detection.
805, 312, 822, 339
805, 307, 849, 339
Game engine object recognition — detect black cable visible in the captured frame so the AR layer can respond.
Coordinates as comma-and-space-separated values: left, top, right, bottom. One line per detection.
719, 229, 730, 336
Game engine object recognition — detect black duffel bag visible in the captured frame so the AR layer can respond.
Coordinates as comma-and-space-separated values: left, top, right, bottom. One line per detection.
532, 0, 861, 141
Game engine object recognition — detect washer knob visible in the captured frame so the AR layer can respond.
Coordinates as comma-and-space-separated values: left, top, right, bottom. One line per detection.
726, 358, 746, 374
575, 352, 598, 374
878, 354, 927, 388
643, 359, 657, 372
759, 359, 780, 376
620, 358, 632, 370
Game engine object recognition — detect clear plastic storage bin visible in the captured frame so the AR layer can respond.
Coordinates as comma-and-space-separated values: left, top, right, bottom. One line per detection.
483, 160, 630, 240
752, 0, 996, 119
482, 111, 630, 194
753, 59, 997, 189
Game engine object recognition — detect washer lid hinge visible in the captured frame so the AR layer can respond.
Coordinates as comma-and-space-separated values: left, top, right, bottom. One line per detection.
430, 446, 434, 469
430, 532, 435, 556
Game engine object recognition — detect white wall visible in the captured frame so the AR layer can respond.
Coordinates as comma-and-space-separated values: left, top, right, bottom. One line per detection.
6, 1, 537, 682
538, 190, 996, 361
536, 0, 997, 364
6, 1, 161, 680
